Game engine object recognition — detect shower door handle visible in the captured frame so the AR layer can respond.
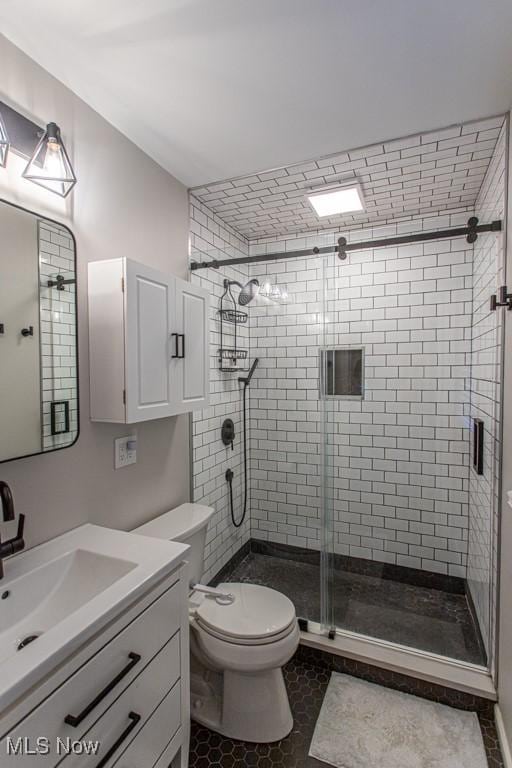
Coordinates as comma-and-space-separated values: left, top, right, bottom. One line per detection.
473, 419, 484, 475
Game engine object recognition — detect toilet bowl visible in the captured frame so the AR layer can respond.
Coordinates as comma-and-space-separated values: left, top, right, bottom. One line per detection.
190, 582, 299, 742
134, 504, 299, 743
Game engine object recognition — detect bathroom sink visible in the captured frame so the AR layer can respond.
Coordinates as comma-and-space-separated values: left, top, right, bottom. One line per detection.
0, 549, 136, 665
0, 524, 188, 713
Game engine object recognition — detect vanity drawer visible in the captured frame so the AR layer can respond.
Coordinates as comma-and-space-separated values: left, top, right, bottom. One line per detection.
60, 636, 180, 768
112, 682, 181, 768
2, 580, 180, 768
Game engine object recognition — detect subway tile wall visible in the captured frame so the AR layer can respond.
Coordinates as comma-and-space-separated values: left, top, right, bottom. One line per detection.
189, 116, 508, 659
247, 209, 477, 577
468, 120, 507, 659
38, 220, 78, 451
190, 196, 253, 583
191, 116, 504, 240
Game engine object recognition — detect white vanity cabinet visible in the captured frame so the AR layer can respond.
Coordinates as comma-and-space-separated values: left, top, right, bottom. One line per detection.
88, 258, 209, 423
0, 569, 190, 768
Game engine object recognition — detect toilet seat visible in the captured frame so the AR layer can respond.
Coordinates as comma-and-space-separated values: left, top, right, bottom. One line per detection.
193, 582, 297, 645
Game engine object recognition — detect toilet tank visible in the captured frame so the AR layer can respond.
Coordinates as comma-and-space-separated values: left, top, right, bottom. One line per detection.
134, 503, 214, 586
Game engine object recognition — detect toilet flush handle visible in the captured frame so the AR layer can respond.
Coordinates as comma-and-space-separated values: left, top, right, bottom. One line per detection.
191, 583, 236, 605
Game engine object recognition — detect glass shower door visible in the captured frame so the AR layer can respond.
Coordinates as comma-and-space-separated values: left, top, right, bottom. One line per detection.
318, 218, 502, 670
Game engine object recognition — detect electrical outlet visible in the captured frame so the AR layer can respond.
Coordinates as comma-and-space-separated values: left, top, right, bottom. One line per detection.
114, 435, 137, 469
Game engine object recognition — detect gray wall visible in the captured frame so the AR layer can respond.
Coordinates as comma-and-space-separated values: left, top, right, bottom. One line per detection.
0, 34, 190, 549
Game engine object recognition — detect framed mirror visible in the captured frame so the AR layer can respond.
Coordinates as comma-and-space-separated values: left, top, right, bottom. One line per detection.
0, 199, 78, 462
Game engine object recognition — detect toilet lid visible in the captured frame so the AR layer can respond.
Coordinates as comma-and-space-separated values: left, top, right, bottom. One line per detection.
195, 583, 296, 641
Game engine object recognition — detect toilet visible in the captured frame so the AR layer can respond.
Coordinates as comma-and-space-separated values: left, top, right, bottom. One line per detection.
135, 503, 300, 743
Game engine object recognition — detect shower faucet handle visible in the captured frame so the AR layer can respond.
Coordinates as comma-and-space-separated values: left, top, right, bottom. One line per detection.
221, 418, 235, 449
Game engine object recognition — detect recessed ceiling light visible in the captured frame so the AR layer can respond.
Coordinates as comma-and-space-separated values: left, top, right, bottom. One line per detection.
307, 183, 365, 217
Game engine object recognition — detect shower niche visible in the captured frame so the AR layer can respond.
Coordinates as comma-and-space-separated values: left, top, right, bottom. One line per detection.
320, 347, 364, 399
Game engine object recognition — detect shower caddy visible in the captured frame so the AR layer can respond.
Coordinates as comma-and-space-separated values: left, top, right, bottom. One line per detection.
218, 279, 248, 372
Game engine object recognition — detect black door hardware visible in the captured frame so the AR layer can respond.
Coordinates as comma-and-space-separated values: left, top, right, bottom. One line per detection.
171, 333, 186, 358
171, 332, 179, 359
64, 652, 141, 727
490, 285, 512, 311
473, 419, 484, 476
221, 418, 235, 450
0, 324, 4, 335
95, 711, 141, 768
21, 326, 34, 337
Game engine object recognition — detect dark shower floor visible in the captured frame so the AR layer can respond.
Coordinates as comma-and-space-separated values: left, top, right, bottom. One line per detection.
214, 546, 486, 666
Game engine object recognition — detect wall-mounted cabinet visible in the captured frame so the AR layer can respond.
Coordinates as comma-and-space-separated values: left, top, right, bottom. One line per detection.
88, 258, 209, 423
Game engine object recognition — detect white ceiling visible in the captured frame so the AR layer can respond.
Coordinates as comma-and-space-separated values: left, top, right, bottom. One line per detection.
1, 0, 511, 188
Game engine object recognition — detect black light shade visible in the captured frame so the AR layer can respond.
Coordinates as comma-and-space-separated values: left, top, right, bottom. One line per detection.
22, 122, 76, 198
0, 110, 9, 168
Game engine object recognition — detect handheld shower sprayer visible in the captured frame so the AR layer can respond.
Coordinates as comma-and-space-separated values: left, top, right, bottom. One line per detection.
238, 357, 259, 386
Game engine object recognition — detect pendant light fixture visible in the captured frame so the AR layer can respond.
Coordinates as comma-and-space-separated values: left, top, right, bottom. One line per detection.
0, 109, 9, 167
22, 122, 76, 197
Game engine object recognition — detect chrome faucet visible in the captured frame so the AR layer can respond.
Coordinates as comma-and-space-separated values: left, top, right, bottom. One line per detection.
0, 482, 25, 580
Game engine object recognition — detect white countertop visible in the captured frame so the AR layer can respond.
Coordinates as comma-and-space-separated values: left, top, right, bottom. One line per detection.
0, 524, 188, 714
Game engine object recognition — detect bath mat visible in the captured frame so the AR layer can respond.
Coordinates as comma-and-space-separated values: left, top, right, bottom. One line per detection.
309, 672, 487, 768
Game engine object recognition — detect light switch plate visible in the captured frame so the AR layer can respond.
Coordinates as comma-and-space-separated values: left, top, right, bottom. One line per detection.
114, 435, 137, 469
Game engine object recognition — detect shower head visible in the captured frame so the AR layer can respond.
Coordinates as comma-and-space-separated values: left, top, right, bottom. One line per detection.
237, 278, 260, 306
225, 278, 260, 306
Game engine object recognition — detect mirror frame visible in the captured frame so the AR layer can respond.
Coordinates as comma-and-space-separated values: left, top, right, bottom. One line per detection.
0, 197, 80, 463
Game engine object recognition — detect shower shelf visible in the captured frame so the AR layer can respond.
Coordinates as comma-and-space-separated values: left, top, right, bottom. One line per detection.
219, 347, 248, 372
219, 308, 248, 324
219, 279, 249, 373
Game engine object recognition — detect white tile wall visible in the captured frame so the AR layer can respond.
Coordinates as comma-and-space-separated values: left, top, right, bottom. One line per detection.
468, 120, 507, 657
191, 116, 505, 240
190, 196, 253, 582
189, 115, 508, 628
38, 221, 78, 451
248, 210, 475, 577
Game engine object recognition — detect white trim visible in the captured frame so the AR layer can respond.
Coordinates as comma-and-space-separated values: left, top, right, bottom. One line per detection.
496, 706, 512, 768
300, 628, 496, 700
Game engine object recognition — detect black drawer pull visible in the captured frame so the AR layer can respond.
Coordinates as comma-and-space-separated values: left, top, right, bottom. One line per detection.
64, 652, 141, 728
96, 711, 141, 768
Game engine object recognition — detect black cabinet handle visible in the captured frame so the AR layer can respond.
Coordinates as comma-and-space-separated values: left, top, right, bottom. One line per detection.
21, 326, 34, 337
95, 711, 141, 768
64, 652, 141, 728
170, 332, 180, 359
179, 333, 185, 359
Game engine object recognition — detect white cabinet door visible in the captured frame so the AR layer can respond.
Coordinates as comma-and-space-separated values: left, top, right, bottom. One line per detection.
89, 259, 210, 422
124, 259, 175, 423
172, 279, 209, 411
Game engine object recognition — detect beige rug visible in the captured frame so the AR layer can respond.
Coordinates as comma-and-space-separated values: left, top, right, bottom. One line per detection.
309, 673, 488, 768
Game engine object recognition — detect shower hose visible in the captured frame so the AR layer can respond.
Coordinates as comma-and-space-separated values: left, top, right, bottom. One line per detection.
227, 382, 248, 528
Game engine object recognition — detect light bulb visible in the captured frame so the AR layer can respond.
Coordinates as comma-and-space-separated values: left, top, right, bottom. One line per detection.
43, 139, 63, 178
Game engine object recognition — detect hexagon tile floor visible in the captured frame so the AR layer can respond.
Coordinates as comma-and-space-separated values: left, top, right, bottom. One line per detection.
188, 655, 504, 768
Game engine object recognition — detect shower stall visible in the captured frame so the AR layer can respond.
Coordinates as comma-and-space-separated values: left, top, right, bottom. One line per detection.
189, 113, 508, 688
